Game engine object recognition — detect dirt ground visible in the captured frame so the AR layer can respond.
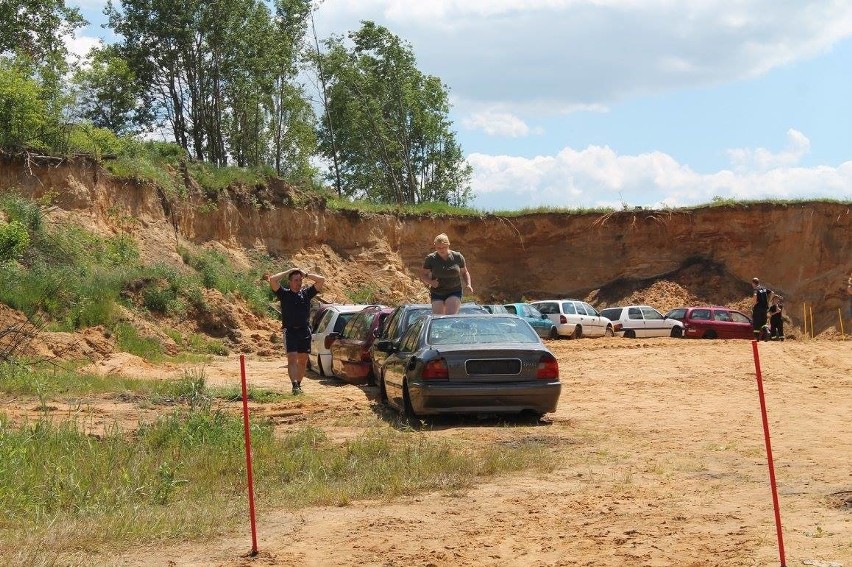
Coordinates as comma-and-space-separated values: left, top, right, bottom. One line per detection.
13, 336, 847, 567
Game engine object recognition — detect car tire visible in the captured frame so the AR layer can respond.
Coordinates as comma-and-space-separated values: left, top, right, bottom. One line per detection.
670, 327, 683, 338
571, 325, 583, 339
403, 380, 417, 418
379, 373, 388, 403
703, 330, 717, 339
624, 329, 636, 339
548, 326, 558, 339
604, 326, 614, 337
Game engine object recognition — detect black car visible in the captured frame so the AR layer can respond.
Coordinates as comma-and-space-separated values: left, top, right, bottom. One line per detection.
369, 303, 486, 381
377, 314, 561, 417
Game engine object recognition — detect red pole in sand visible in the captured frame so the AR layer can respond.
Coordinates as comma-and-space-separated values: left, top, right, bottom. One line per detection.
240, 354, 259, 556
750, 340, 786, 567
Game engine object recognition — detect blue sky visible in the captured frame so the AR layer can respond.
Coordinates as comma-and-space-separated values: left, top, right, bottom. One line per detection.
68, 0, 852, 211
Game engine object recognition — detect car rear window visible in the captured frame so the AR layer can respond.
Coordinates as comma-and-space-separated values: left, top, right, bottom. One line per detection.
627, 307, 643, 320
690, 309, 711, 321
428, 316, 540, 345
333, 312, 357, 333
600, 308, 622, 320
534, 302, 558, 315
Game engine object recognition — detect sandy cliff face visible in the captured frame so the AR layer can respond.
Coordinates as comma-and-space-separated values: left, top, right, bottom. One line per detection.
2, 156, 849, 331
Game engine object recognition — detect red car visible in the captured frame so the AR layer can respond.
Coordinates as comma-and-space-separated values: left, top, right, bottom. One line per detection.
668, 306, 754, 339
327, 305, 393, 385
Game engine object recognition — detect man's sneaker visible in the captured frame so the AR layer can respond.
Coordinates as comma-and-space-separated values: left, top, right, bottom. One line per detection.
292, 383, 299, 395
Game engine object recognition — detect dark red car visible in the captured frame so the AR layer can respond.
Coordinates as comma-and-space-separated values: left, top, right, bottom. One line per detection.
327, 305, 393, 385
667, 306, 754, 339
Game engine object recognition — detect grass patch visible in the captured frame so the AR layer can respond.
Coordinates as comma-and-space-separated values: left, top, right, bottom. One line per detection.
0, 411, 558, 563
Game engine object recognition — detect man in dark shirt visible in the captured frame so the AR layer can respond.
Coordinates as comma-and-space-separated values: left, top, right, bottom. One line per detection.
266, 267, 325, 394
751, 277, 774, 340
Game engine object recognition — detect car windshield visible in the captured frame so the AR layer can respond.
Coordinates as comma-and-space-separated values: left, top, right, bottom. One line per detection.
427, 316, 540, 345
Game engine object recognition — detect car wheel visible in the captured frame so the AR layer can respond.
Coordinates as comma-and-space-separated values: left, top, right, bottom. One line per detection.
670, 327, 683, 338
548, 326, 558, 339
624, 329, 636, 339
403, 380, 418, 418
379, 373, 388, 403
703, 330, 717, 339
571, 325, 583, 339
604, 325, 614, 337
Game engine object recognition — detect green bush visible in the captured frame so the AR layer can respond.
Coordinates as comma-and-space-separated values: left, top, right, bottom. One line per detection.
66, 123, 128, 158
0, 194, 43, 232
0, 220, 30, 263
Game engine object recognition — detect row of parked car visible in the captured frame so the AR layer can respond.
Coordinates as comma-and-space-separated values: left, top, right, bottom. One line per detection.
307, 300, 758, 387
308, 302, 560, 417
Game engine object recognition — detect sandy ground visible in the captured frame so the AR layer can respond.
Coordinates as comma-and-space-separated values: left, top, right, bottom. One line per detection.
12, 337, 852, 566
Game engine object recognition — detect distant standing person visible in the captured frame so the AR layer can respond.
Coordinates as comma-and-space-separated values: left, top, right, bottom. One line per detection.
847, 271, 852, 320
751, 277, 774, 340
768, 295, 784, 340
421, 233, 473, 315
266, 267, 326, 394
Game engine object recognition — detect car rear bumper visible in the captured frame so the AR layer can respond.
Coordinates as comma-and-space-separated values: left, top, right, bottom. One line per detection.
408, 381, 561, 415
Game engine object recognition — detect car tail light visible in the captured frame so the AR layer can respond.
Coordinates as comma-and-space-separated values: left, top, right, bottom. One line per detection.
536, 353, 559, 380
613, 323, 623, 332
422, 358, 449, 380
559, 315, 567, 324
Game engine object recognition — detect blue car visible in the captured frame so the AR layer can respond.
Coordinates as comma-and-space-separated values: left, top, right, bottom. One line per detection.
503, 303, 559, 339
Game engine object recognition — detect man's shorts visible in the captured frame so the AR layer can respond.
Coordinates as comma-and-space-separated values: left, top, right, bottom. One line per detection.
430, 289, 463, 302
752, 309, 768, 331
284, 327, 311, 354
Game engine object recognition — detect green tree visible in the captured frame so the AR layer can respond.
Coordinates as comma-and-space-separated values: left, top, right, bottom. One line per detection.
106, 0, 315, 175
316, 21, 471, 206
72, 44, 145, 135
0, 61, 47, 149
0, 0, 85, 62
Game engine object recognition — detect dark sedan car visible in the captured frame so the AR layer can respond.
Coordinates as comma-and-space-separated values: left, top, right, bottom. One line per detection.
327, 305, 393, 385
370, 302, 487, 381
377, 314, 561, 417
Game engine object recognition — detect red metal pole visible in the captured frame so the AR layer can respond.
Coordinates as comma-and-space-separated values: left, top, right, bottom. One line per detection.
240, 354, 259, 556
751, 340, 786, 567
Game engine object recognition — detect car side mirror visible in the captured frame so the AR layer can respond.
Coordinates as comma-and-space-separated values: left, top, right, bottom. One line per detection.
324, 332, 339, 349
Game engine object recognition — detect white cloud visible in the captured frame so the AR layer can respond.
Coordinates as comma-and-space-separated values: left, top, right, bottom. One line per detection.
462, 110, 538, 137
63, 33, 100, 63
727, 129, 811, 172
467, 134, 852, 211
315, 1, 852, 112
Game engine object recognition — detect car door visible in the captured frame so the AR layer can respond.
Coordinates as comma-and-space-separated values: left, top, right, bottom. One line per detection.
517, 304, 540, 335
729, 311, 754, 339
311, 309, 336, 375
525, 304, 551, 337
372, 307, 403, 379
712, 309, 739, 339
581, 302, 606, 336
626, 306, 645, 337
331, 314, 362, 380
640, 306, 668, 337
382, 319, 424, 411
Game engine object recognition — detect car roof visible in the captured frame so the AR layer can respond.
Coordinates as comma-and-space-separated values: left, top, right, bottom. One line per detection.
329, 304, 372, 313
